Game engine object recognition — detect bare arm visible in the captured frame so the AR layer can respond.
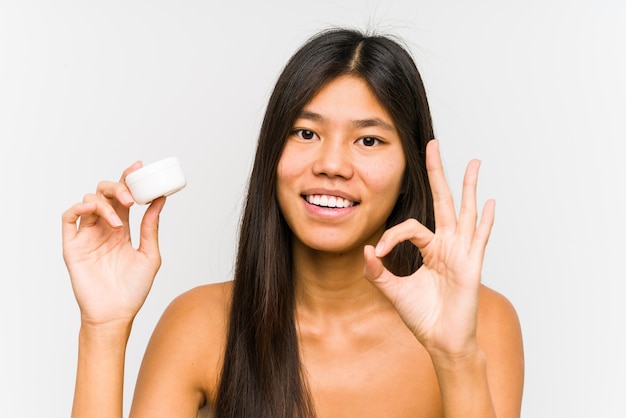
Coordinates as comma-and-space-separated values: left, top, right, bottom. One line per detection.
72, 322, 132, 417
62, 162, 165, 417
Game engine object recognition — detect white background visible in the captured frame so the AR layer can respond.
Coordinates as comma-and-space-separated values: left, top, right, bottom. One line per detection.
1, 0, 625, 416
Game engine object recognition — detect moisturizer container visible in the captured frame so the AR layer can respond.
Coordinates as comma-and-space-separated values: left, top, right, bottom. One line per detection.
125, 157, 187, 204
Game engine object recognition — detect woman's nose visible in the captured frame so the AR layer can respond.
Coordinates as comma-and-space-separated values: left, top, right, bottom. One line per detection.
311, 138, 354, 179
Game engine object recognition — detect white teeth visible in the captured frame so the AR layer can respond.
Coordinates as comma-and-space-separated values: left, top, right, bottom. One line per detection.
305, 194, 355, 208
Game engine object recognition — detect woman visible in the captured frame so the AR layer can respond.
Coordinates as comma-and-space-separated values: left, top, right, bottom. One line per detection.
62, 28, 524, 417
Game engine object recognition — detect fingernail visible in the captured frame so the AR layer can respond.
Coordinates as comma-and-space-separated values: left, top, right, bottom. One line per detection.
121, 191, 134, 205
109, 214, 123, 227
375, 241, 386, 257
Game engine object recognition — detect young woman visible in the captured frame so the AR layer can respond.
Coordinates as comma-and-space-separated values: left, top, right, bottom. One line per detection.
62, 28, 524, 417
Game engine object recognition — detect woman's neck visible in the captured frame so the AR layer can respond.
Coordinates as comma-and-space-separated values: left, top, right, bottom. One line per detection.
292, 240, 391, 323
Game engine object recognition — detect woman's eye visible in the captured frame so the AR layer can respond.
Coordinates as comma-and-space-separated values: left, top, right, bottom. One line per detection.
358, 137, 381, 147
294, 129, 317, 140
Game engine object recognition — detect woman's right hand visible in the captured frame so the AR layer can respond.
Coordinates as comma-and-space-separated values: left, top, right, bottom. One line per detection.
62, 161, 166, 328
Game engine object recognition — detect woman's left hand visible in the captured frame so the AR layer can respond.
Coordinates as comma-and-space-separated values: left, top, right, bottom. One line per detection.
363, 139, 495, 359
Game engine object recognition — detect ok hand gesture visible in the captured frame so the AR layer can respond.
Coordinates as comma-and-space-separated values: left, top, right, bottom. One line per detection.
363, 140, 495, 359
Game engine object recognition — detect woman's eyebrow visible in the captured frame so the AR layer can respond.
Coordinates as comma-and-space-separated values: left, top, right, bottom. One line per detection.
296, 110, 395, 131
352, 117, 394, 131
296, 110, 324, 122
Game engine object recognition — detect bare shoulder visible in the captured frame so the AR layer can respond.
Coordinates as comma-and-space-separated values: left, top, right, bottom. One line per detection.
476, 284, 524, 363
477, 284, 521, 334
165, 281, 233, 324
153, 281, 233, 349
478, 284, 518, 315
156, 280, 234, 384
130, 281, 233, 416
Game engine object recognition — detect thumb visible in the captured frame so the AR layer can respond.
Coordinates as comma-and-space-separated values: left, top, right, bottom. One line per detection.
138, 196, 166, 258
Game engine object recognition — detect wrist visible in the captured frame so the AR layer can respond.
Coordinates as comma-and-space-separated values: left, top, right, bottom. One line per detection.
428, 344, 486, 374
429, 347, 496, 418
79, 319, 133, 345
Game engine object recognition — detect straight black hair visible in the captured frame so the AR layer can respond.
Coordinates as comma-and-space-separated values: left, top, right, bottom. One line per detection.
215, 27, 434, 418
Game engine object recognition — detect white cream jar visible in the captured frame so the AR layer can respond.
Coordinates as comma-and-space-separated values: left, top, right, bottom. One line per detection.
125, 157, 187, 204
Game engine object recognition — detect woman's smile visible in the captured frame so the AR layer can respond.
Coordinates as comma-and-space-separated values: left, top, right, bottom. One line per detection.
301, 191, 360, 222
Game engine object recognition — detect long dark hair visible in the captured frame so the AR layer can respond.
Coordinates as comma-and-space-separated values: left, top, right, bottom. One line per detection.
214, 28, 434, 418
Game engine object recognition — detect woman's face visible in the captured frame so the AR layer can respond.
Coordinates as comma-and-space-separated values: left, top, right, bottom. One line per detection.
276, 75, 406, 255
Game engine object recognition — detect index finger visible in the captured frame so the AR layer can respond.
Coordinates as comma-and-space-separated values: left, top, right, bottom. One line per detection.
375, 218, 434, 257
